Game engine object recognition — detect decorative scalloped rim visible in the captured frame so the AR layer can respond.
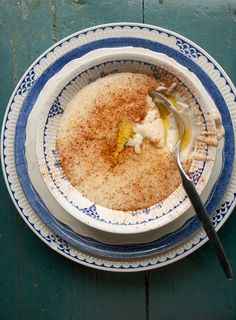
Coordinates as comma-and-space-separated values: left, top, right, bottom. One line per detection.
1, 23, 236, 272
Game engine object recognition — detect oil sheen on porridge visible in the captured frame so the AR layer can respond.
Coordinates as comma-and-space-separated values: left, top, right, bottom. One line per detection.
56, 72, 213, 211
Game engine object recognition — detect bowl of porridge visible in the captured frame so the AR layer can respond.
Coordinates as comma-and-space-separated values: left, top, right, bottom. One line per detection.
35, 47, 223, 234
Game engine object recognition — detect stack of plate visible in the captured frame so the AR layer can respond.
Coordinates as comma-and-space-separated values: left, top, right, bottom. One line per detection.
1, 23, 236, 272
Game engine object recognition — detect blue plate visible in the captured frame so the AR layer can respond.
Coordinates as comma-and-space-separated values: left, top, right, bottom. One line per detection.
12, 27, 234, 259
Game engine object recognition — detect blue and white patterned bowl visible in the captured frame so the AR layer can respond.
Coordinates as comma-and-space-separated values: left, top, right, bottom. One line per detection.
34, 47, 218, 234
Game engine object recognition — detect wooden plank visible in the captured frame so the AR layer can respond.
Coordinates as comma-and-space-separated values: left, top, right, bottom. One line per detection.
0, 1, 52, 319
1, 1, 147, 320
16, 223, 147, 320
0, 2, 26, 319
144, 0, 236, 80
0, 175, 19, 320
8, 0, 54, 81
148, 227, 236, 320
54, 0, 144, 39
144, 1, 236, 319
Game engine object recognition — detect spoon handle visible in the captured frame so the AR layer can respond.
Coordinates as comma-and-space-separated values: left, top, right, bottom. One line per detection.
150, 90, 232, 279
178, 167, 233, 280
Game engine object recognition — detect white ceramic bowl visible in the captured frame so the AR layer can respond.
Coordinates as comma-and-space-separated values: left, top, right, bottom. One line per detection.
34, 47, 218, 234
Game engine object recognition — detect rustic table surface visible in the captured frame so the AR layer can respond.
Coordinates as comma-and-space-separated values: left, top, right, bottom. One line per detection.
1, 1, 236, 319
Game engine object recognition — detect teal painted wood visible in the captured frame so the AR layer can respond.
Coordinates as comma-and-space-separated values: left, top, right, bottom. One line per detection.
54, 0, 143, 40
0, 2, 18, 317
144, 0, 236, 81
0, 1, 53, 319
148, 223, 236, 320
13, 229, 146, 320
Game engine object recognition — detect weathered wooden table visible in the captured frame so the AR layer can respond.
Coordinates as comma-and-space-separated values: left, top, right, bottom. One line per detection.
1, 1, 236, 319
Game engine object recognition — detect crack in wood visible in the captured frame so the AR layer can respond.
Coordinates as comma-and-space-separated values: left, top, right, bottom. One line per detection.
50, 0, 57, 44
145, 271, 149, 320
142, 0, 144, 23
12, 37, 17, 87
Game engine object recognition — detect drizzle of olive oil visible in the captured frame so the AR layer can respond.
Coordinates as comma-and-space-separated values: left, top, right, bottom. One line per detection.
157, 103, 169, 126
115, 117, 133, 156
172, 97, 191, 151
156, 95, 191, 150
180, 126, 191, 151
168, 96, 177, 107
156, 103, 169, 143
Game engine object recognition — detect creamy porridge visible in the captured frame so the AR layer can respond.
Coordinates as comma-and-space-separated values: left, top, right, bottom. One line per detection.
56, 72, 222, 210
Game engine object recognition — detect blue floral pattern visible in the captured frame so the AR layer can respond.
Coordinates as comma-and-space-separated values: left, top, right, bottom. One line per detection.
189, 167, 204, 185
211, 195, 236, 227
48, 97, 64, 118
80, 204, 99, 219
17, 70, 35, 95
45, 234, 70, 254
176, 39, 202, 59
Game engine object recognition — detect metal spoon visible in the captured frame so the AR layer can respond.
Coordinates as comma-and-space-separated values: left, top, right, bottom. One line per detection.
150, 90, 233, 280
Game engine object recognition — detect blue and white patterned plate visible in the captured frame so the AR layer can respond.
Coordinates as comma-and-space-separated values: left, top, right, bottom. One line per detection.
1, 23, 236, 271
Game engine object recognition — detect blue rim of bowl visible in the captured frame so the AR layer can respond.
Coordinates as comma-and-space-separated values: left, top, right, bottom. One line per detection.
11, 36, 234, 259
43, 59, 208, 225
